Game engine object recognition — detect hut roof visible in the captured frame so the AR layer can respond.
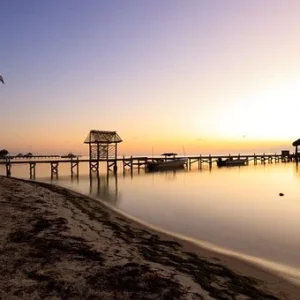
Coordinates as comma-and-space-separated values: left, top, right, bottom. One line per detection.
292, 138, 300, 146
84, 130, 123, 144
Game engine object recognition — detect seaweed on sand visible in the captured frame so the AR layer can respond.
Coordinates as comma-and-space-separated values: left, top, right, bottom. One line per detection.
38, 182, 281, 299
0, 178, 286, 299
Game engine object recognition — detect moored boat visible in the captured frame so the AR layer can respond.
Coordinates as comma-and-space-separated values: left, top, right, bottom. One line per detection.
146, 158, 187, 171
146, 153, 187, 171
217, 158, 247, 167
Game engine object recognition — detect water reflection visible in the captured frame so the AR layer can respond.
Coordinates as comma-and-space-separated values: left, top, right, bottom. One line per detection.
294, 163, 300, 177
163, 170, 181, 180
89, 174, 119, 206
88, 169, 188, 205
71, 175, 80, 183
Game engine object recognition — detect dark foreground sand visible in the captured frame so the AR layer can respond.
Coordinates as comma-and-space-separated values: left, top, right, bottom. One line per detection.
0, 176, 299, 299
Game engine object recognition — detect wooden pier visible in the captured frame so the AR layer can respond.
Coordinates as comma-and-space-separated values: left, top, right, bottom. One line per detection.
0, 152, 296, 178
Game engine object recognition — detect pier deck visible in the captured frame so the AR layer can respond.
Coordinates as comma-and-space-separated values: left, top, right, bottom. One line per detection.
0, 153, 295, 178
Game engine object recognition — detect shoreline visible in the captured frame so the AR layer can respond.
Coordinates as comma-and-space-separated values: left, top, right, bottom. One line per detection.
1, 176, 299, 299
79, 183, 300, 289
100, 204, 300, 288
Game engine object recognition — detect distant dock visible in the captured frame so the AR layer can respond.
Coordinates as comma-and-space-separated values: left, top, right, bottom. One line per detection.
6, 155, 60, 160
0, 152, 296, 179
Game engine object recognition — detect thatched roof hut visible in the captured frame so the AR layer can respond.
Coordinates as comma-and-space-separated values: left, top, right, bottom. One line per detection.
84, 130, 122, 144
84, 129, 123, 167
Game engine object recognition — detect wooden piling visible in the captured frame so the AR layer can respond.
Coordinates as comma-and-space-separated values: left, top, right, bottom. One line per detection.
5, 159, 11, 177
50, 162, 59, 179
29, 162, 36, 179
70, 158, 79, 178
122, 156, 125, 174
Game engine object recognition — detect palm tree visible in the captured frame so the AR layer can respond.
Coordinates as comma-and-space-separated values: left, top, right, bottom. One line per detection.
0, 149, 9, 157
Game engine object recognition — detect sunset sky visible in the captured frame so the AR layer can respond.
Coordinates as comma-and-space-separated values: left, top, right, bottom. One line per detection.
1, 0, 300, 155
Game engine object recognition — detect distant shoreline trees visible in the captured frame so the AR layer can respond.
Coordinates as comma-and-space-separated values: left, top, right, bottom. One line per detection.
0, 150, 34, 158
0, 149, 9, 157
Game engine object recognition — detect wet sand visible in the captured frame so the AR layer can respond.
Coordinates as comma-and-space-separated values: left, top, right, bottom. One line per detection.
0, 176, 299, 299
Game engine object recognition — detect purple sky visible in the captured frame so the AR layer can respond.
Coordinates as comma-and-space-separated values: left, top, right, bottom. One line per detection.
1, 1, 300, 155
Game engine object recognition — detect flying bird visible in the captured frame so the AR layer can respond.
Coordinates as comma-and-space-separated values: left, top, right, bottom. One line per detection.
0, 75, 4, 84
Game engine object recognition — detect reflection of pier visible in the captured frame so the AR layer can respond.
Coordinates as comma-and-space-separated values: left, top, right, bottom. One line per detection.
89, 174, 119, 206
162, 169, 182, 180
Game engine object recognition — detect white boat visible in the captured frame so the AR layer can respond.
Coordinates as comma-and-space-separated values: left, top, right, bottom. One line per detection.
146, 153, 187, 171
217, 158, 247, 167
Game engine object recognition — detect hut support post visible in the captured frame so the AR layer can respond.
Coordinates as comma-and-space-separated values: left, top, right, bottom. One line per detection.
89, 143, 99, 177
50, 162, 59, 179
114, 144, 118, 174
89, 143, 92, 177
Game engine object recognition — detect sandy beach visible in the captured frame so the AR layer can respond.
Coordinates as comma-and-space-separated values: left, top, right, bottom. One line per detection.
0, 176, 299, 299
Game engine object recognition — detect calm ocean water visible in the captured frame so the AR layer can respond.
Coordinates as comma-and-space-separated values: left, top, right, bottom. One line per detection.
1, 160, 300, 283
